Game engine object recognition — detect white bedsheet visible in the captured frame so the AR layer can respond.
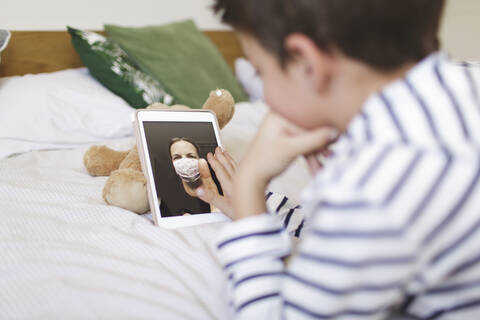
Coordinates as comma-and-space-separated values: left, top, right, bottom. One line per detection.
0, 139, 232, 319
0, 102, 312, 318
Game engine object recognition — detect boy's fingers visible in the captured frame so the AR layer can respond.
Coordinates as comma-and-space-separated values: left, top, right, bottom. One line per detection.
199, 158, 221, 194
207, 152, 232, 184
196, 188, 232, 218
321, 149, 334, 158
223, 150, 238, 168
215, 147, 236, 176
198, 158, 212, 179
268, 112, 305, 134
289, 127, 338, 157
305, 154, 323, 175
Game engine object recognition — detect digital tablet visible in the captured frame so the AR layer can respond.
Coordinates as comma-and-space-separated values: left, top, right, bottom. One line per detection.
133, 109, 230, 228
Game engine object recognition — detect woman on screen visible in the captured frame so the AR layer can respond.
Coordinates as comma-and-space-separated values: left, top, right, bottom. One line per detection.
169, 137, 203, 196
169, 137, 221, 213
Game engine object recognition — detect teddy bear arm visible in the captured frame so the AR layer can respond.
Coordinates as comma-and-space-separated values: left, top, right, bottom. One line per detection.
119, 148, 143, 172
84, 145, 130, 176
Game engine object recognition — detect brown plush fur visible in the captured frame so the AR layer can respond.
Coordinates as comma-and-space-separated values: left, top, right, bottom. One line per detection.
118, 147, 142, 172
84, 89, 235, 214
202, 89, 235, 129
84, 146, 129, 176
102, 168, 149, 214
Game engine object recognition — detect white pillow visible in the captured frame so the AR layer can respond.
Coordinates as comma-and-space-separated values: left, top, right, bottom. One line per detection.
0, 68, 135, 158
0, 29, 11, 64
235, 58, 264, 102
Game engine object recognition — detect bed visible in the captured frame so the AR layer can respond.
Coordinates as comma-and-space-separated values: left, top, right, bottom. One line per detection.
0, 30, 311, 318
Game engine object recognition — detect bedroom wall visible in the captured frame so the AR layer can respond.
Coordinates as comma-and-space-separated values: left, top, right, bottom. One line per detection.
440, 0, 480, 60
0, 0, 227, 30
1, 0, 479, 60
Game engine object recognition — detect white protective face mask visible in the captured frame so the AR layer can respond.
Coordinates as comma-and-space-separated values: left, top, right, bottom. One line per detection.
173, 158, 200, 183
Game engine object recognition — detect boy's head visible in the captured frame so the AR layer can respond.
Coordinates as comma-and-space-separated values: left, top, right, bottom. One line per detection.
214, 0, 446, 71
213, 0, 446, 130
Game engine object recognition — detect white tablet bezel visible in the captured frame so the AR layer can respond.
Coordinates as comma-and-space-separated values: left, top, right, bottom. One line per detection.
133, 109, 230, 228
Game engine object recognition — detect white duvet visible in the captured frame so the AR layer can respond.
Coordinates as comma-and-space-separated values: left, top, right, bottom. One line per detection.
0, 69, 311, 318
0, 139, 232, 319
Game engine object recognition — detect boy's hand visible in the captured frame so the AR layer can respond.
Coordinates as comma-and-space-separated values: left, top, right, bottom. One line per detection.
305, 148, 334, 175
196, 148, 237, 218
238, 112, 338, 185
233, 112, 338, 220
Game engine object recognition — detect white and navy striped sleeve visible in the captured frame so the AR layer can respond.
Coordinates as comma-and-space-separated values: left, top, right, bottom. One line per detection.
265, 191, 304, 237
216, 141, 480, 319
215, 145, 417, 319
216, 213, 291, 319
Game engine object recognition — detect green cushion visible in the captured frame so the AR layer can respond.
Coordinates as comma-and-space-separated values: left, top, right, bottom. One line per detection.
67, 26, 173, 109
104, 20, 248, 108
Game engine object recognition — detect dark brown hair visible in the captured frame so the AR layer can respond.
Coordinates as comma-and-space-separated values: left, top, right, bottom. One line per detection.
213, 0, 446, 70
169, 137, 201, 159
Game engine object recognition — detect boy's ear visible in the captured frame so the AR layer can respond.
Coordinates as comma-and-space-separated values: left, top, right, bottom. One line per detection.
284, 33, 335, 93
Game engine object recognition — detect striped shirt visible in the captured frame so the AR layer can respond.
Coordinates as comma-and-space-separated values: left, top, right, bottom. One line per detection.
215, 52, 480, 319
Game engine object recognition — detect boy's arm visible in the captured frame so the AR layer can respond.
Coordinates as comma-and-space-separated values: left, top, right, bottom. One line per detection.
215, 114, 422, 319
216, 185, 417, 319
265, 191, 304, 237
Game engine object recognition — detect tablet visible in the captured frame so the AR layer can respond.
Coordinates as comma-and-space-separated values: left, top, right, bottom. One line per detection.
133, 109, 230, 228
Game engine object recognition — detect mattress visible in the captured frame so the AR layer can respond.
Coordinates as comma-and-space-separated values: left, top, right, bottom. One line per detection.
0, 139, 232, 319
0, 68, 311, 318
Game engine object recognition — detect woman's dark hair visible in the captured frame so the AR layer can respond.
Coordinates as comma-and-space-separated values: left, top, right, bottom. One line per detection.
169, 137, 203, 190
213, 0, 446, 71
168, 137, 201, 159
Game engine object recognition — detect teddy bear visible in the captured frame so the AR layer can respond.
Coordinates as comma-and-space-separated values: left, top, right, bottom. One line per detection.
83, 89, 235, 214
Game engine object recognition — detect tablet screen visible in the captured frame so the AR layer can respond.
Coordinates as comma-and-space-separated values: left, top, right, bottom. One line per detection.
142, 121, 223, 217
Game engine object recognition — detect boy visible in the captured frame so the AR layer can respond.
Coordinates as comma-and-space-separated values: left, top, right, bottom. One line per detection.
198, 0, 480, 318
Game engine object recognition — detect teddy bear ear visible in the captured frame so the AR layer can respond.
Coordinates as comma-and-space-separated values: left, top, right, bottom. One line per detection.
169, 105, 192, 111
208, 89, 234, 104
146, 102, 192, 111
146, 102, 170, 110
202, 89, 235, 129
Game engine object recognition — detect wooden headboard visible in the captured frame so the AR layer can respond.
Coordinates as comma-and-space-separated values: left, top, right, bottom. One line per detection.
0, 31, 244, 77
